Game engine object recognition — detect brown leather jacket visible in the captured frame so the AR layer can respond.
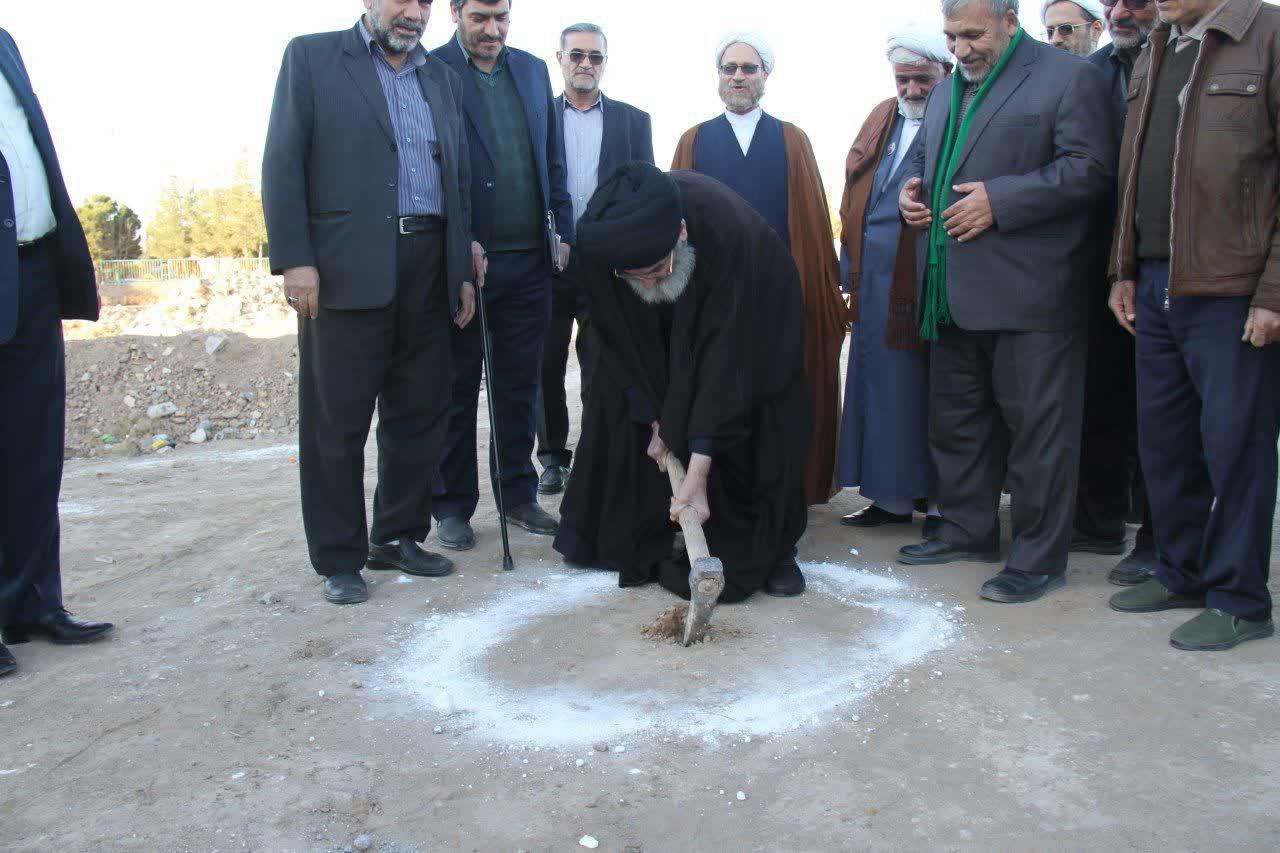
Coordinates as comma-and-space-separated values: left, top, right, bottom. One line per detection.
1109, 0, 1280, 310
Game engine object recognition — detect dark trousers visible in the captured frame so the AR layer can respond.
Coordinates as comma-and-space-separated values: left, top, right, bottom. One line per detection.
0, 240, 65, 624
929, 324, 1086, 574
435, 249, 551, 521
1136, 260, 1279, 622
297, 230, 452, 577
1076, 294, 1155, 548
535, 275, 595, 469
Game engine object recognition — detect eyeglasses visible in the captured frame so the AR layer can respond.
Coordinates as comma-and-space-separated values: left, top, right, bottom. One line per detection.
614, 252, 675, 283
719, 62, 761, 77
1101, 0, 1152, 9
567, 49, 607, 67
1046, 22, 1090, 39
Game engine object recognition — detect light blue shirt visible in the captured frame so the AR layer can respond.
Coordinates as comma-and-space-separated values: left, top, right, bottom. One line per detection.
562, 96, 604, 224
358, 19, 442, 216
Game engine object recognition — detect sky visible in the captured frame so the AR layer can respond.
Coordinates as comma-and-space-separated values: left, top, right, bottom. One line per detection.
6, 0, 1051, 222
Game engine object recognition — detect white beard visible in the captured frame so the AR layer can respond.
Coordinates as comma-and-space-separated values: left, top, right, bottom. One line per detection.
897, 96, 927, 120
624, 241, 697, 304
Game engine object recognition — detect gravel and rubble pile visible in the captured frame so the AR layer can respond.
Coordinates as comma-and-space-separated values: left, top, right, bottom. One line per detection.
68, 272, 295, 340
62, 274, 301, 458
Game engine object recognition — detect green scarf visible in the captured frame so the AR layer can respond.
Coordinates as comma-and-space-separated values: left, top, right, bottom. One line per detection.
920, 27, 1026, 340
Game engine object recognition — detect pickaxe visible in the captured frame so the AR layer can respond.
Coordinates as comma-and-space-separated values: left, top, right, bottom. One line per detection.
664, 451, 725, 646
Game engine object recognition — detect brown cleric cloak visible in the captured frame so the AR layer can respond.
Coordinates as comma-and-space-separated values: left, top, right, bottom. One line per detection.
672, 121, 845, 507
837, 97, 925, 353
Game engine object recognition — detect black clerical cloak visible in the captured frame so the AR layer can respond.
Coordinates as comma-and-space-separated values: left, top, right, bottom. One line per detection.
553, 171, 810, 602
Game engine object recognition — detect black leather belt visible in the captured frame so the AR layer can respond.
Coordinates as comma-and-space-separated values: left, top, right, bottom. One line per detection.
17, 234, 51, 256
398, 215, 445, 235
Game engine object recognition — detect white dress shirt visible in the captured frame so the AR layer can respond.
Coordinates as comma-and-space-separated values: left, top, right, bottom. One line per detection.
724, 106, 763, 156
0, 72, 55, 243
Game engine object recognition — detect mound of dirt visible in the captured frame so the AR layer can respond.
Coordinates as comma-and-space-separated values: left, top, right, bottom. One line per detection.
62, 332, 299, 459
60, 274, 301, 459
641, 604, 691, 642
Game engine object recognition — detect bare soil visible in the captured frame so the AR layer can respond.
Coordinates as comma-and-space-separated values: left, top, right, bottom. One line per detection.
2, 334, 1279, 851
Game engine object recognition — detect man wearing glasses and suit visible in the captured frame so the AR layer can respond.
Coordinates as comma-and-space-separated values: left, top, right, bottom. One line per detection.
534, 22, 654, 496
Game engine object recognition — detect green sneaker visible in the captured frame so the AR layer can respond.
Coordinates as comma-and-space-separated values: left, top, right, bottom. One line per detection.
1170, 609, 1275, 651
1109, 578, 1206, 613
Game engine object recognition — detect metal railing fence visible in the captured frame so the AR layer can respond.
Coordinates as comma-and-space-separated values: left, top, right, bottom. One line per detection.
96, 257, 272, 285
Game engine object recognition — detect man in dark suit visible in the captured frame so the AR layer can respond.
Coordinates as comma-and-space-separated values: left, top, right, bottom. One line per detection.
534, 22, 654, 496
431, 0, 574, 549
1073, 0, 1160, 585
0, 28, 113, 677
263, 0, 477, 605
896, 0, 1116, 603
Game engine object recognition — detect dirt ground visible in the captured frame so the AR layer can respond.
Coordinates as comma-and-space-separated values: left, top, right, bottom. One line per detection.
2, 339, 1279, 852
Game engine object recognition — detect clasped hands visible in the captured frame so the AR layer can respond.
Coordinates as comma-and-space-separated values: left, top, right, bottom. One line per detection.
899, 177, 994, 242
647, 421, 711, 524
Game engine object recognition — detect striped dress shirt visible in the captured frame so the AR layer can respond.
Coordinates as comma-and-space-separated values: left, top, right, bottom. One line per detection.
562, 96, 604, 225
358, 19, 442, 216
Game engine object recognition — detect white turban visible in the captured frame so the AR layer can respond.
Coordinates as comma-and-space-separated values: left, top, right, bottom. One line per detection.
1041, 0, 1106, 23
885, 23, 952, 67
715, 32, 775, 74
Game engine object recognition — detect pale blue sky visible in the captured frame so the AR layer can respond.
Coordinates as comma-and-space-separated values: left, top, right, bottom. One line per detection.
7, 0, 1050, 220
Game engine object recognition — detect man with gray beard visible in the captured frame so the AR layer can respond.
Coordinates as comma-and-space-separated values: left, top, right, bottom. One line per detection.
897, 0, 1116, 604
554, 163, 811, 604
836, 27, 951, 535
264, 0, 477, 605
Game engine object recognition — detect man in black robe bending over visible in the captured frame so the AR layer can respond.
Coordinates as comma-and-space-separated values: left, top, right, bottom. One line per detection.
554, 162, 810, 602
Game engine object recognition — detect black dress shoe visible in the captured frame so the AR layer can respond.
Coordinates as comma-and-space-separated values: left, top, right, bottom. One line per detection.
1, 610, 113, 646
323, 573, 369, 606
765, 558, 806, 597
840, 505, 912, 527
0, 643, 15, 678
506, 502, 559, 536
538, 465, 569, 495
438, 516, 476, 551
1069, 529, 1127, 555
898, 538, 1000, 565
1108, 547, 1158, 586
367, 539, 455, 577
979, 569, 1065, 603
922, 516, 944, 541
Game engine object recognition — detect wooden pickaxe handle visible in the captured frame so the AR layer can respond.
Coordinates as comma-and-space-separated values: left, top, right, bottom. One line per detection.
665, 452, 711, 562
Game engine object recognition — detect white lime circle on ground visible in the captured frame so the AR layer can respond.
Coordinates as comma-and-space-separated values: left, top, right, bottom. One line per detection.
388, 562, 962, 748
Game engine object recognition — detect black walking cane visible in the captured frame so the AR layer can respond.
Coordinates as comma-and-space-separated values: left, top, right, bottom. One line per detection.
476, 289, 515, 571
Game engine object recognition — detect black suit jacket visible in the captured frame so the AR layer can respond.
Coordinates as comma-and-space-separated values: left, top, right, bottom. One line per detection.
908, 35, 1117, 331
552, 92, 654, 296
262, 24, 473, 311
0, 28, 96, 344
554, 92, 655, 182
432, 38, 573, 256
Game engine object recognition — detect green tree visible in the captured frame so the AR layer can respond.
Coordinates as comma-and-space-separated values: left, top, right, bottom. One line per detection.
75, 194, 142, 260
189, 159, 267, 258
146, 178, 197, 258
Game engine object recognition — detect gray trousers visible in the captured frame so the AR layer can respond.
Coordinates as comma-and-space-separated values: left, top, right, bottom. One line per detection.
928, 325, 1086, 575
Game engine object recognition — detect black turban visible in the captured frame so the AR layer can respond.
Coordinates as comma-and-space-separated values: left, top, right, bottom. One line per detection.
577, 161, 683, 270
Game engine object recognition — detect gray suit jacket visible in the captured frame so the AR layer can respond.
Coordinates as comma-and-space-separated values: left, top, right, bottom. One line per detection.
907, 36, 1117, 331
263, 24, 472, 311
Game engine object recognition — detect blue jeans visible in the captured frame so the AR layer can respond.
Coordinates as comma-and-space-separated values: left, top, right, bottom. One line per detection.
1136, 260, 1280, 621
